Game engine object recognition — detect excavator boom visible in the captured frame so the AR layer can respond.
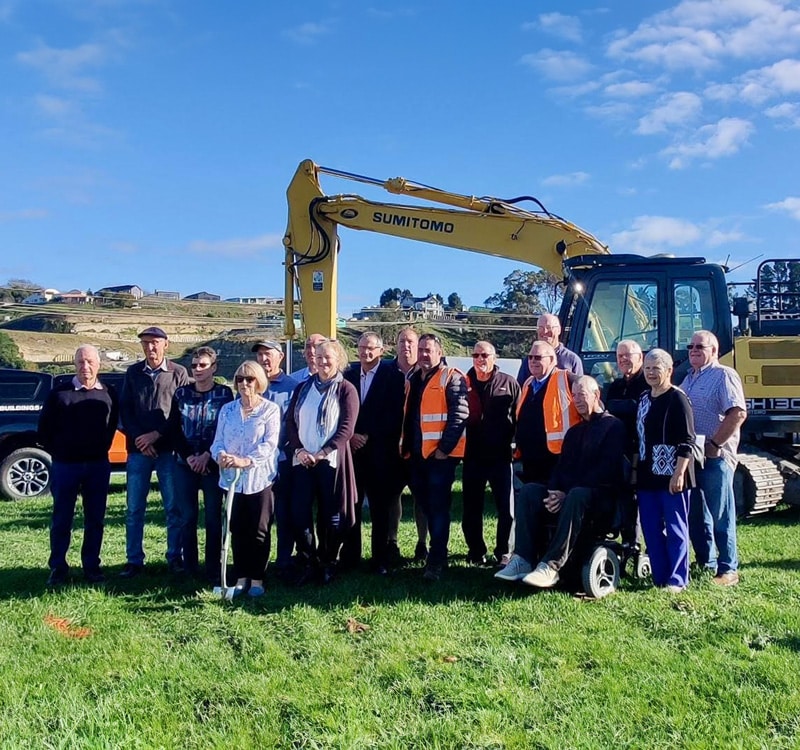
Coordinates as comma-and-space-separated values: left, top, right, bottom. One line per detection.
283, 159, 609, 338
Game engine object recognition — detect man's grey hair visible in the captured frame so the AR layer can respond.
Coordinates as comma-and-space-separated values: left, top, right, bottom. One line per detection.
693, 330, 719, 350
573, 374, 600, 394
644, 348, 673, 370
359, 331, 383, 348
616, 339, 643, 356
74, 344, 100, 362
473, 340, 496, 356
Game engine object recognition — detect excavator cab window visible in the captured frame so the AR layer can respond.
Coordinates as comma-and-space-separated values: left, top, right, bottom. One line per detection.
673, 280, 715, 350
579, 279, 659, 353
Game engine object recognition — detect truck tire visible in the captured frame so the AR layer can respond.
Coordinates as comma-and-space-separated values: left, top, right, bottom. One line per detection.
0, 447, 52, 500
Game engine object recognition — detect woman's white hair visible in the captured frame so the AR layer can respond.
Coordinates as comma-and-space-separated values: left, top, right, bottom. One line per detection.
644, 348, 673, 369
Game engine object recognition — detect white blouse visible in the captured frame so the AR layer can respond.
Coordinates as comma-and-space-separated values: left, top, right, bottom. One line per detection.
211, 397, 280, 494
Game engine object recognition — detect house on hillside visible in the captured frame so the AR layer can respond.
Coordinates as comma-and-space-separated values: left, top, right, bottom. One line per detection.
225, 296, 284, 305
22, 288, 59, 304
96, 284, 144, 299
399, 293, 444, 319
151, 290, 180, 300
184, 291, 221, 301
54, 289, 92, 305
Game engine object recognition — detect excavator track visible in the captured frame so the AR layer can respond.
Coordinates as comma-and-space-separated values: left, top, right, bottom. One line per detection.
734, 453, 785, 518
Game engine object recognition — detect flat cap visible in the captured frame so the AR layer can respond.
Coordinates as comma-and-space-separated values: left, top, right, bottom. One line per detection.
138, 326, 168, 339
251, 340, 282, 352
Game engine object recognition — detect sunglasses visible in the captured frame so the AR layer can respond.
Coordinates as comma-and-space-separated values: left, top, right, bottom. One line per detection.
686, 344, 710, 350
192, 362, 212, 370
472, 352, 491, 359
234, 375, 256, 384
527, 354, 552, 361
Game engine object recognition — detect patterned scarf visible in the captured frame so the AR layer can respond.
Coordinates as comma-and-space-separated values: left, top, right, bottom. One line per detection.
294, 372, 343, 440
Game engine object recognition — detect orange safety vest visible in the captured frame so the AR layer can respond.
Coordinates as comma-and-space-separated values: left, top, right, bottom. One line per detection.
517, 369, 579, 455
406, 366, 467, 459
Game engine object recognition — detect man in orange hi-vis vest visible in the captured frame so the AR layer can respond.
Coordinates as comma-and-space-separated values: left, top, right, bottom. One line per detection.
401, 333, 469, 582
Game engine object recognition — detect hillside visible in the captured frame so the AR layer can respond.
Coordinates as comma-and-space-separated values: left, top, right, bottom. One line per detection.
0, 301, 534, 377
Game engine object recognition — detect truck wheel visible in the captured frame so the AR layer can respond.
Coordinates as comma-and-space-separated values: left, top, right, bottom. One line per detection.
0, 448, 52, 500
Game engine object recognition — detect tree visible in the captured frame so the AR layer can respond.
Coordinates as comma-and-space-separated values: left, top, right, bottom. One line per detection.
484, 269, 563, 314
446, 292, 463, 311
379, 288, 402, 307
0, 331, 27, 369
427, 292, 444, 304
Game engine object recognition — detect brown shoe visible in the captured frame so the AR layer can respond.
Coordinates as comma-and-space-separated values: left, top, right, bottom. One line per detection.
711, 571, 739, 587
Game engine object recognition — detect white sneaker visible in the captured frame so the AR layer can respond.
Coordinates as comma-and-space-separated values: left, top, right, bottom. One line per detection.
665, 584, 685, 594
522, 562, 560, 588
494, 554, 532, 582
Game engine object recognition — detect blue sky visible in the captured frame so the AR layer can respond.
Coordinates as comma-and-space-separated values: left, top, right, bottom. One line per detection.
2, 0, 799, 315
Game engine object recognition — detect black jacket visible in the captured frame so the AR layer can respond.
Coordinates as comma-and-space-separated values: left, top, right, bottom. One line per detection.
344, 360, 406, 482
549, 411, 627, 492
464, 366, 520, 462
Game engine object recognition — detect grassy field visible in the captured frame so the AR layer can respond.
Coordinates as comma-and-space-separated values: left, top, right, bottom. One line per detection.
2, 479, 800, 749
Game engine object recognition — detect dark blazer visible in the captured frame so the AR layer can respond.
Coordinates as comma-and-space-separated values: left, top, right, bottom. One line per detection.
344, 359, 406, 488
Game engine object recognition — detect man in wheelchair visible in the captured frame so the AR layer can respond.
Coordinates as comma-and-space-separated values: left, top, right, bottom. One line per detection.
496, 376, 627, 589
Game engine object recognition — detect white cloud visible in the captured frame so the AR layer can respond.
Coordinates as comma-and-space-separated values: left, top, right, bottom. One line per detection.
0, 208, 47, 222
604, 80, 658, 98
519, 49, 592, 81
17, 41, 109, 92
611, 215, 745, 253
710, 58, 800, 105
707, 229, 746, 246
187, 234, 284, 258
535, 13, 583, 43
584, 101, 634, 120
282, 22, 332, 45
34, 94, 76, 118
607, 0, 800, 71
765, 102, 800, 127
541, 172, 590, 187
636, 92, 702, 134
662, 117, 754, 168
611, 216, 703, 253
765, 197, 800, 220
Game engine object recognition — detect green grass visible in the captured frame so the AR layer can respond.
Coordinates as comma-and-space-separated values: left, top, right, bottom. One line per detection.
2, 479, 800, 748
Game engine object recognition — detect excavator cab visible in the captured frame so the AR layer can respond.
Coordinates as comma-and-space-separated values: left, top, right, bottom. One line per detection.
557, 254, 733, 386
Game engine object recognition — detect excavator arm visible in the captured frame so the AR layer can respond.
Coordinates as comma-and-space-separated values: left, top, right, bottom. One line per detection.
283, 159, 610, 339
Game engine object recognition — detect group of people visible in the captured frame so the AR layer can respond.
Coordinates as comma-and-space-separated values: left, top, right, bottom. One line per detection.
41, 316, 746, 597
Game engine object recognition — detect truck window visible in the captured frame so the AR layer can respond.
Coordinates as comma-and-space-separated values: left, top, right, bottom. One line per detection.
580, 279, 659, 353
0, 373, 47, 402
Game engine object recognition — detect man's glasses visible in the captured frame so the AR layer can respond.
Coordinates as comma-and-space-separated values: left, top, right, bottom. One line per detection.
472, 352, 491, 359
686, 344, 710, 350
234, 376, 256, 384
192, 362, 211, 370
527, 354, 552, 361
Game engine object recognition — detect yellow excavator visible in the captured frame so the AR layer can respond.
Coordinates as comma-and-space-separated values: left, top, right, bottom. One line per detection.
283, 159, 800, 516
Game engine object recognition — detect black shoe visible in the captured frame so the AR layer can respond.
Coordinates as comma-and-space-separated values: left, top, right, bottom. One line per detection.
293, 566, 317, 587
47, 568, 69, 588
422, 564, 442, 582
466, 551, 489, 566
167, 559, 185, 574
321, 565, 337, 585
372, 564, 389, 577
119, 563, 143, 579
84, 569, 105, 584
386, 543, 403, 566
413, 542, 428, 563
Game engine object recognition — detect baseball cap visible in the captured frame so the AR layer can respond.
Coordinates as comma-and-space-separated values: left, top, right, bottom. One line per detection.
138, 326, 168, 339
251, 340, 282, 352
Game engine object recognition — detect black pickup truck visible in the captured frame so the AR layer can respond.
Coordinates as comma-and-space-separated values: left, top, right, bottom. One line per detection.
0, 368, 127, 500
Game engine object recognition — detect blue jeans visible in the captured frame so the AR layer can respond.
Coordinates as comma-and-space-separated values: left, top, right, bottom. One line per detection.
409, 456, 459, 568
689, 457, 738, 574
49, 459, 111, 574
125, 452, 181, 566
173, 461, 223, 577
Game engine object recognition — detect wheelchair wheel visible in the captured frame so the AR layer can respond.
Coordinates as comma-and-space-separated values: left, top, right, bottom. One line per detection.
581, 546, 620, 599
635, 553, 652, 580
